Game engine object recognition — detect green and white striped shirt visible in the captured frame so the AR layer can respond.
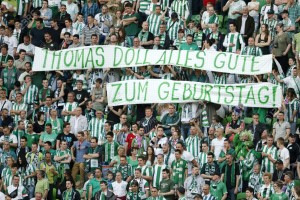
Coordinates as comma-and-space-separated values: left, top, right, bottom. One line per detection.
88, 117, 106, 145
241, 46, 263, 56
32, 0, 42, 8
171, 0, 189, 19
63, 102, 78, 122
198, 152, 207, 169
287, 98, 299, 122
261, 145, 277, 173
139, 0, 151, 13
12, 102, 27, 124
152, 164, 168, 188
20, 84, 38, 105
18, 164, 36, 186
147, 13, 162, 36
223, 32, 245, 53
185, 135, 200, 159
263, 18, 277, 40
167, 19, 184, 41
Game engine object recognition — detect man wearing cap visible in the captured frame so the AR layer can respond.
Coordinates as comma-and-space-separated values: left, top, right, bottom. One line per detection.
221, 151, 240, 200
210, 172, 227, 200
273, 159, 289, 181
184, 166, 205, 199
263, 9, 277, 40
281, 10, 295, 38
261, 0, 278, 21
166, 12, 184, 43
177, 186, 187, 200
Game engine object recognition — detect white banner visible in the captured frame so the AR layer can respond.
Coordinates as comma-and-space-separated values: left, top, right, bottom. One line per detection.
33, 45, 272, 75
107, 80, 282, 108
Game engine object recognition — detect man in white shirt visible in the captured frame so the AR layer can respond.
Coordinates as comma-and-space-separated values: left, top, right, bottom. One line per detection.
65, 0, 79, 22
277, 137, 290, 169
16, 35, 35, 62
112, 172, 128, 199
211, 128, 226, 160
5, 26, 18, 57
176, 142, 199, 175
69, 107, 88, 136
95, 5, 113, 38
281, 67, 300, 97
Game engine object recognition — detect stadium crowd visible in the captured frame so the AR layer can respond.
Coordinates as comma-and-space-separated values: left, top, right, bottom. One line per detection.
0, 0, 299, 199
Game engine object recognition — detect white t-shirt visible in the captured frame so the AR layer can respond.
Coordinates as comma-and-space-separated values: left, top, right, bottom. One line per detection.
283, 76, 300, 96
0, 134, 17, 144
5, 36, 18, 57
182, 150, 195, 175
112, 181, 128, 197
278, 147, 290, 168
211, 137, 226, 160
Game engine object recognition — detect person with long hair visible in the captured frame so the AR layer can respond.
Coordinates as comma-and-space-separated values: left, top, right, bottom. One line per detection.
17, 156, 36, 199
40, 0, 53, 27
145, 146, 155, 166
113, 10, 123, 27
33, 112, 45, 134
127, 147, 139, 172
255, 24, 271, 55
117, 27, 132, 47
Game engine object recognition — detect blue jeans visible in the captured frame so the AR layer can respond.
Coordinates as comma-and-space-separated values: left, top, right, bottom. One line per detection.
181, 123, 190, 140
227, 188, 236, 200
26, 185, 35, 199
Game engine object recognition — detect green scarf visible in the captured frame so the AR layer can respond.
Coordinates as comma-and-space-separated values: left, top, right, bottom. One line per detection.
208, 14, 217, 24
105, 142, 115, 162
138, 31, 149, 42
3, 67, 17, 90
224, 163, 236, 188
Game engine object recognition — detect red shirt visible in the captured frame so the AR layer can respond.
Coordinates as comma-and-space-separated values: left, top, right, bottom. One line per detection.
125, 133, 136, 151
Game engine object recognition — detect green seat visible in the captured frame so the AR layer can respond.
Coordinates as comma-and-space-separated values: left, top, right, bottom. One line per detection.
244, 117, 253, 125
297, 118, 300, 126
237, 193, 246, 200
156, 116, 161, 121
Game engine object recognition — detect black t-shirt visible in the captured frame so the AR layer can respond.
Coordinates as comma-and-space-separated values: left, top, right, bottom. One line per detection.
107, 105, 123, 124
50, 27, 63, 45
222, 163, 240, 189
33, 121, 45, 134
30, 27, 50, 47
287, 142, 300, 163
57, 133, 77, 148
74, 89, 89, 103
